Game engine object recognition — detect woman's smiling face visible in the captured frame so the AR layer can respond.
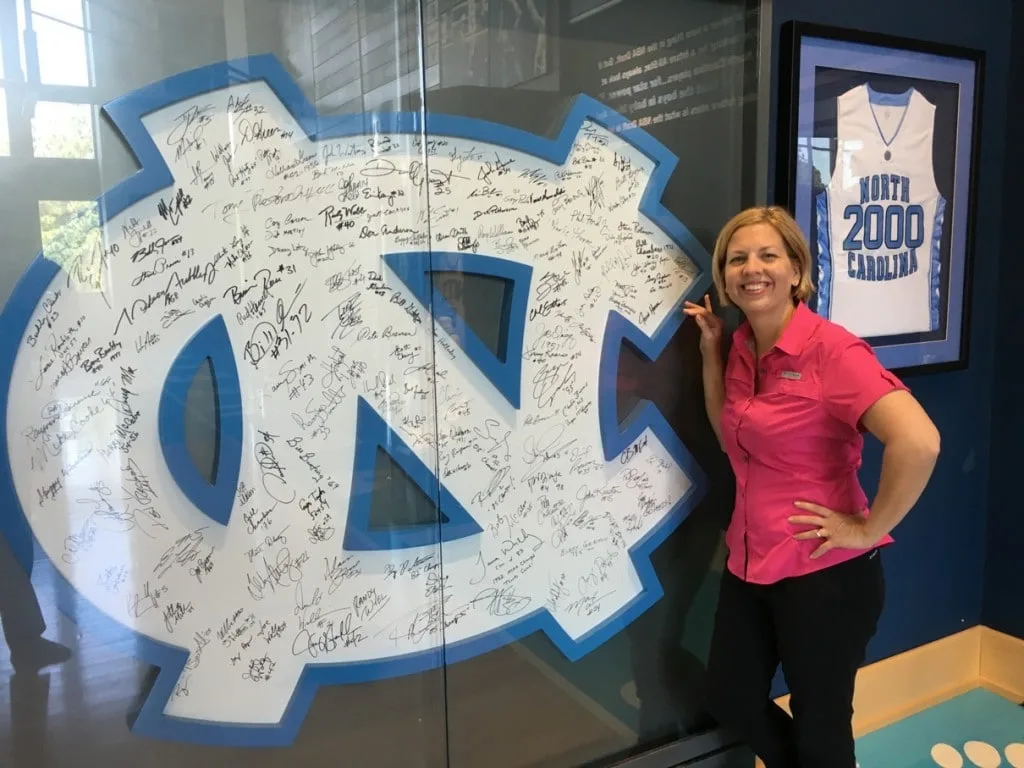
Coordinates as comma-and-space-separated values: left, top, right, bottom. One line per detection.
722, 222, 801, 316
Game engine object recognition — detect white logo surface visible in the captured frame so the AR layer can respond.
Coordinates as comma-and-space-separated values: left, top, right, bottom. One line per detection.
0, 55, 711, 745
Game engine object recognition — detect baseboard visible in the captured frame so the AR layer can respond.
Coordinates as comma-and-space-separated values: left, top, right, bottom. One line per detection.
979, 627, 1024, 702
771, 627, 984, 738
752, 625, 1024, 768
752, 626, 1024, 767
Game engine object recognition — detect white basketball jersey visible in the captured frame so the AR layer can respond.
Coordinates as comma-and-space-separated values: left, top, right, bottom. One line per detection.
814, 84, 946, 338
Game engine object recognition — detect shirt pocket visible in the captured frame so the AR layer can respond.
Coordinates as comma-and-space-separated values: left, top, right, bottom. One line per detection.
754, 375, 835, 445
762, 375, 822, 402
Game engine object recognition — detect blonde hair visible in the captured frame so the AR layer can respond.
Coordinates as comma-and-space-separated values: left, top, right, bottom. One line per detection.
710, 205, 815, 307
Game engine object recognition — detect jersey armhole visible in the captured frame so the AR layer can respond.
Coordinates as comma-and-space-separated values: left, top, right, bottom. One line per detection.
922, 99, 946, 333
814, 189, 833, 319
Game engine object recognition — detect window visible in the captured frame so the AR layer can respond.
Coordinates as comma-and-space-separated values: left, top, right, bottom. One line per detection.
17, 0, 90, 87
0, 89, 9, 156
38, 199, 103, 292
31, 101, 94, 158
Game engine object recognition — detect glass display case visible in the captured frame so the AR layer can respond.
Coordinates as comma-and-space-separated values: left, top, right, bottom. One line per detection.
0, 1, 766, 765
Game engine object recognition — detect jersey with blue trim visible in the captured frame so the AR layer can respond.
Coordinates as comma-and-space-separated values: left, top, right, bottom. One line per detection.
815, 83, 945, 338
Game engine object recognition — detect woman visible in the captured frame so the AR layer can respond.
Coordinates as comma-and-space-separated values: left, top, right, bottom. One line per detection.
683, 206, 940, 768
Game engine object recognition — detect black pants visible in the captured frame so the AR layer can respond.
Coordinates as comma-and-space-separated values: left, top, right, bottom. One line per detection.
705, 549, 885, 768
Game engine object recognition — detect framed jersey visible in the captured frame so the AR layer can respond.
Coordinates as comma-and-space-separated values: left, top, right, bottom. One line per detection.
776, 22, 983, 375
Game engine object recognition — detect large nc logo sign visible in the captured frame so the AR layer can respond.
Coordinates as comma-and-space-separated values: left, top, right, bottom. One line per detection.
0, 55, 710, 746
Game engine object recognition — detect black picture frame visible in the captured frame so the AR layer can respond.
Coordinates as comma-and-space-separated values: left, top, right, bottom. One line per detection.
776, 21, 984, 375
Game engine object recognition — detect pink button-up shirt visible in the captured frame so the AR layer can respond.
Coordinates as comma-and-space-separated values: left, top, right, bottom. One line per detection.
719, 301, 906, 584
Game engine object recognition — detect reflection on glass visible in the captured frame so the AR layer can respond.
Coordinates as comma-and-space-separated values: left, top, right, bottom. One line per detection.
434, 0, 550, 89
299, 0, 434, 114
31, 101, 95, 158
568, 0, 628, 24
33, 0, 85, 25
27, 0, 90, 87
0, 0, 760, 766
0, 1, 455, 764
808, 137, 833, 188
38, 200, 103, 293
0, 89, 9, 155
427, 1, 759, 765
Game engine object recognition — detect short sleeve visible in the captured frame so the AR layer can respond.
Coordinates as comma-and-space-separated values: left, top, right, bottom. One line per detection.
821, 339, 909, 430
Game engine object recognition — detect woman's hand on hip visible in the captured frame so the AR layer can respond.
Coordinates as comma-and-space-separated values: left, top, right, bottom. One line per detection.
683, 294, 723, 358
789, 501, 881, 559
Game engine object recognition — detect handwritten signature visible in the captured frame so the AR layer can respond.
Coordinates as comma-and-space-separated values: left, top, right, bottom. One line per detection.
246, 548, 309, 601
470, 586, 531, 617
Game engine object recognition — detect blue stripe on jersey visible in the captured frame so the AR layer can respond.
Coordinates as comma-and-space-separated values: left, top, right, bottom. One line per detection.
866, 85, 913, 147
866, 83, 912, 108
930, 194, 947, 332
815, 190, 833, 318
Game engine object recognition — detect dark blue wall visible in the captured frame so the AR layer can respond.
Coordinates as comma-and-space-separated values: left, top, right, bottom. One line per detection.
983, 0, 1024, 642
768, 0, 1013, 662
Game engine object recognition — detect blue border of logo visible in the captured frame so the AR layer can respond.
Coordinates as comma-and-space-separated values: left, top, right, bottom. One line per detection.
158, 315, 244, 527
344, 395, 484, 550
383, 251, 534, 409
0, 53, 712, 746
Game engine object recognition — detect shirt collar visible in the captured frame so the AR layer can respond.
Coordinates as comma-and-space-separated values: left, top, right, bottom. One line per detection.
734, 301, 819, 357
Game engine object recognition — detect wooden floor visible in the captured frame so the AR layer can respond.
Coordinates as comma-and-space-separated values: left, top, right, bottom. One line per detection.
0, 543, 648, 768
0, 626, 638, 767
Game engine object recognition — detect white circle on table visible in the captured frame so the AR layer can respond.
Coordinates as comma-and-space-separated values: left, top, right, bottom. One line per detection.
932, 743, 965, 767
964, 740, 1002, 767
1003, 743, 1024, 768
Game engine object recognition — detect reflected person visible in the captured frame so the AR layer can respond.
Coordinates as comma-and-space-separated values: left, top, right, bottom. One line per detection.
683, 206, 940, 768
0, 533, 71, 672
